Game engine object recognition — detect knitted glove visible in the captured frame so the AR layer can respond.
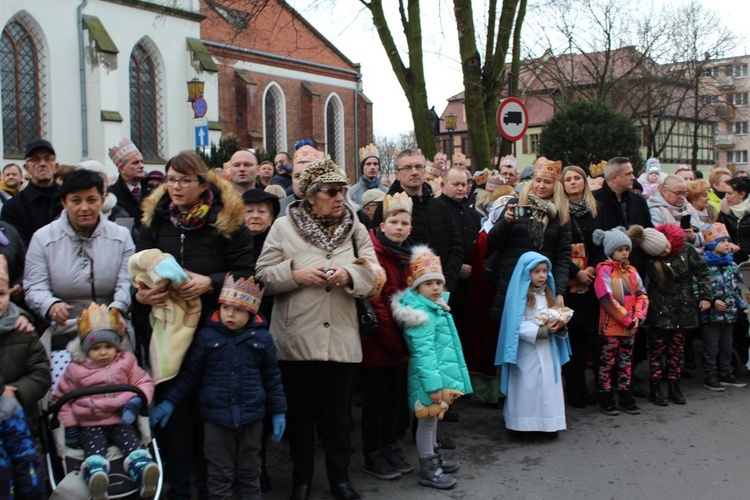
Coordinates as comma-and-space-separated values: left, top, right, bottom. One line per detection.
149, 400, 175, 429
271, 413, 286, 444
121, 396, 143, 426
65, 427, 79, 448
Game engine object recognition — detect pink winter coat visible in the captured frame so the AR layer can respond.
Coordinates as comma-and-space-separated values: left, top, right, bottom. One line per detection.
53, 351, 154, 428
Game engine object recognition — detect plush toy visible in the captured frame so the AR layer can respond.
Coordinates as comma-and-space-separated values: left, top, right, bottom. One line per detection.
414, 389, 465, 419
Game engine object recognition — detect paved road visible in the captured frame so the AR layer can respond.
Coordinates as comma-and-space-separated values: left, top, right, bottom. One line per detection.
263, 366, 750, 500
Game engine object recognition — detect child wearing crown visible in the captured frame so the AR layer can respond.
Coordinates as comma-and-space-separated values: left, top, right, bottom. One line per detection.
52, 303, 158, 499
149, 274, 287, 499
391, 246, 471, 490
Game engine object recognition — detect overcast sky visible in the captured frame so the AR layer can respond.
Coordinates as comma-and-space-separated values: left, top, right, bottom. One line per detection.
290, 0, 750, 138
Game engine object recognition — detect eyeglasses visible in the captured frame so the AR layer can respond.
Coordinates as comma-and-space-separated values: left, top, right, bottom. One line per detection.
166, 177, 201, 188
26, 155, 55, 165
396, 164, 425, 172
666, 189, 687, 197
319, 187, 348, 198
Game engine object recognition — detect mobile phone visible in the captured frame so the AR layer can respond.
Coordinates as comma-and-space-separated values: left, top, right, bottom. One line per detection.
513, 205, 532, 218
680, 214, 691, 230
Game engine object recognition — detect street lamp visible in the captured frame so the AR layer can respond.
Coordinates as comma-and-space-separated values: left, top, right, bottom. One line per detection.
186, 77, 204, 103
445, 113, 457, 160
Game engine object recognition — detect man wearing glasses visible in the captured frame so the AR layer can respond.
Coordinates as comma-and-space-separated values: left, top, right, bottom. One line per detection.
1, 139, 62, 247
648, 174, 705, 247
373, 148, 463, 292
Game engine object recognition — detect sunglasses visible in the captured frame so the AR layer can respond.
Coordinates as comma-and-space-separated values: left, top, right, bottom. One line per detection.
319, 187, 348, 198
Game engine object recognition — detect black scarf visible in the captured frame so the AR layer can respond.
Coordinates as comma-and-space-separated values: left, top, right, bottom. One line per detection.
376, 228, 412, 266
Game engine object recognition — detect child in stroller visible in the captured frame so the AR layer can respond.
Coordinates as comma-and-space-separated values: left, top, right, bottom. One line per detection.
52, 303, 159, 500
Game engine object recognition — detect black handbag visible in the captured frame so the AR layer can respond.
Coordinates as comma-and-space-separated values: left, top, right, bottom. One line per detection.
351, 234, 378, 336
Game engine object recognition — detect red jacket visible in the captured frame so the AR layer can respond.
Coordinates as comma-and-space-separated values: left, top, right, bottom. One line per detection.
361, 229, 410, 368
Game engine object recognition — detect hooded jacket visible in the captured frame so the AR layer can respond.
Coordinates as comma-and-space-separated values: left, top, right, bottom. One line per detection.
647, 190, 705, 246
137, 170, 255, 318
24, 211, 134, 320
391, 289, 472, 409
52, 337, 154, 428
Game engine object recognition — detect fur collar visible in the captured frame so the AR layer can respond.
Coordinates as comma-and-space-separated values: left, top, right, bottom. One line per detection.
140, 170, 245, 238
390, 289, 430, 328
66, 334, 134, 363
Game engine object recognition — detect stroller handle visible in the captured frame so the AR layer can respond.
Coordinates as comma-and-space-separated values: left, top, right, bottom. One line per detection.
48, 384, 150, 428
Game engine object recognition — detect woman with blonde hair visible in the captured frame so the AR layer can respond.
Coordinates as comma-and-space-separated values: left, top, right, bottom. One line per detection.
686, 179, 717, 224
559, 165, 606, 407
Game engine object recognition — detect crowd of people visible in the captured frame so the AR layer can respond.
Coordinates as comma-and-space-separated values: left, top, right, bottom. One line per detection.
1, 135, 749, 500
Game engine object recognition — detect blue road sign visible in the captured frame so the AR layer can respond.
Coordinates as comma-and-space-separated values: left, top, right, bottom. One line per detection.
195, 125, 209, 147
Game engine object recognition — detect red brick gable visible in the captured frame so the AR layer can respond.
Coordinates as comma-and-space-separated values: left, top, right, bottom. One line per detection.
200, 0, 357, 72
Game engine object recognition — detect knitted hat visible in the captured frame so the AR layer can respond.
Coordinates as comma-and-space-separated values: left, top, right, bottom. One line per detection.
78, 303, 125, 355
77, 158, 106, 174
592, 227, 631, 258
361, 188, 386, 207
646, 157, 661, 174
628, 225, 670, 257
108, 138, 140, 167
534, 157, 562, 181
146, 170, 165, 180
407, 245, 444, 290
219, 274, 264, 314
298, 159, 348, 195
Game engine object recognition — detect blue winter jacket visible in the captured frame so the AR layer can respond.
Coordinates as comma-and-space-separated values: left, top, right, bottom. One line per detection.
165, 309, 287, 429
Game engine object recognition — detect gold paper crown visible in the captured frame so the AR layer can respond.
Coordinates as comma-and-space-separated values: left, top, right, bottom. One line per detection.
219, 274, 264, 314
425, 162, 442, 178
702, 222, 730, 245
407, 246, 444, 288
427, 176, 442, 194
293, 145, 325, 165
534, 157, 562, 180
486, 173, 503, 192
589, 161, 607, 178
361, 259, 387, 301
500, 155, 517, 168
0, 255, 8, 283
473, 169, 491, 185
452, 153, 466, 165
382, 191, 413, 216
108, 138, 140, 167
78, 303, 124, 339
359, 143, 379, 161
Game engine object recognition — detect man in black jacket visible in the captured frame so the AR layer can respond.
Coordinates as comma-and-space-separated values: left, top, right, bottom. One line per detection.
593, 156, 652, 230
373, 149, 463, 291
107, 138, 152, 229
0, 139, 62, 247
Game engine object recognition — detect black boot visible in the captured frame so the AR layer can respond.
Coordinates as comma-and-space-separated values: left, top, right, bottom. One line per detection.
618, 390, 642, 414
565, 376, 586, 409
667, 380, 686, 405
648, 380, 668, 406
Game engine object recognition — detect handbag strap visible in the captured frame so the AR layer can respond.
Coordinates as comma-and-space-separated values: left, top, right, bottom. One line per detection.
351, 233, 359, 258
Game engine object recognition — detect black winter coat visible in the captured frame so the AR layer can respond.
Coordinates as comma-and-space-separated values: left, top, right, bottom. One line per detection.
108, 176, 152, 230
136, 172, 255, 320
0, 182, 61, 248
486, 198, 572, 320
593, 181, 652, 230
372, 181, 463, 291
437, 194, 481, 264
165, 310, 287, 429
717, 207, 750, 263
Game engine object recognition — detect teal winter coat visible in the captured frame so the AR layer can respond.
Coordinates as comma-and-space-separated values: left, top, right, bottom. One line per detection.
391, 289, 472, 410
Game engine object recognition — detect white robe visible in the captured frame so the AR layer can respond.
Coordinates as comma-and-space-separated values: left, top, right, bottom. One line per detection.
503, 291, 567, 432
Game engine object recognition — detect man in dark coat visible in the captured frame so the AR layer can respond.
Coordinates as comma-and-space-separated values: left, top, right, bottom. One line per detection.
593, 156, 652, 230
270, 151, 293, 195
107, 138, 152, 230
0, 139, 62, 248
373, 149, 463, 292
437, 168, 481, 346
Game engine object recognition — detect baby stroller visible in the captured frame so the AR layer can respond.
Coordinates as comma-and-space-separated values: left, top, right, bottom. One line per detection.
41, 384, 163, 499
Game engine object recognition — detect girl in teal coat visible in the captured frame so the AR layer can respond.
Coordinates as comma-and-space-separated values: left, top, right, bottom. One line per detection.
392, 245, 472, 490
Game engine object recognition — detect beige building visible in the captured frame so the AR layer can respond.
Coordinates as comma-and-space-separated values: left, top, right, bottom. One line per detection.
701, 55, 750, 173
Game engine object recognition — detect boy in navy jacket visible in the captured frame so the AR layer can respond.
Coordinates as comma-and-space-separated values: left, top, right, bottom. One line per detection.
151, 274, 287, 499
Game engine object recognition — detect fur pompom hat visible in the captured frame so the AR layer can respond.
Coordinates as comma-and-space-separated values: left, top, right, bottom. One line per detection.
592, 227, 631, 258
628, 225, 670, 257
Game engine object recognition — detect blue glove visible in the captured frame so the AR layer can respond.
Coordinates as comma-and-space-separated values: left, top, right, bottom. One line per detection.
149, 400, 175, 429
270, 413, 286, 444
121, 396, 143, 426
65, 427, 79, 448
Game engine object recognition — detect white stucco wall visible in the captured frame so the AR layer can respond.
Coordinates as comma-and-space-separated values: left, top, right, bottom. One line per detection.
0, 0, 218, 178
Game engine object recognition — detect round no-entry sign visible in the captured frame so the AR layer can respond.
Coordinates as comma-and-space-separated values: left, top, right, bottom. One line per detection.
496, 97, 528, 142
193, 97, 208, 118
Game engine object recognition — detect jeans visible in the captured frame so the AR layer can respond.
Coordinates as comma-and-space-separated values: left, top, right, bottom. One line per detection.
701, 323, 734, 374
204, 420, 263, 500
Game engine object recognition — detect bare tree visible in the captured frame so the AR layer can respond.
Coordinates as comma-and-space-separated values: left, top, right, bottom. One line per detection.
375, 131, 417, 173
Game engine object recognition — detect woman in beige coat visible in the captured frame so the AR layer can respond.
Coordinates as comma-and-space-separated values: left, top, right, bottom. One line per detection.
256, 159, 383, 500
